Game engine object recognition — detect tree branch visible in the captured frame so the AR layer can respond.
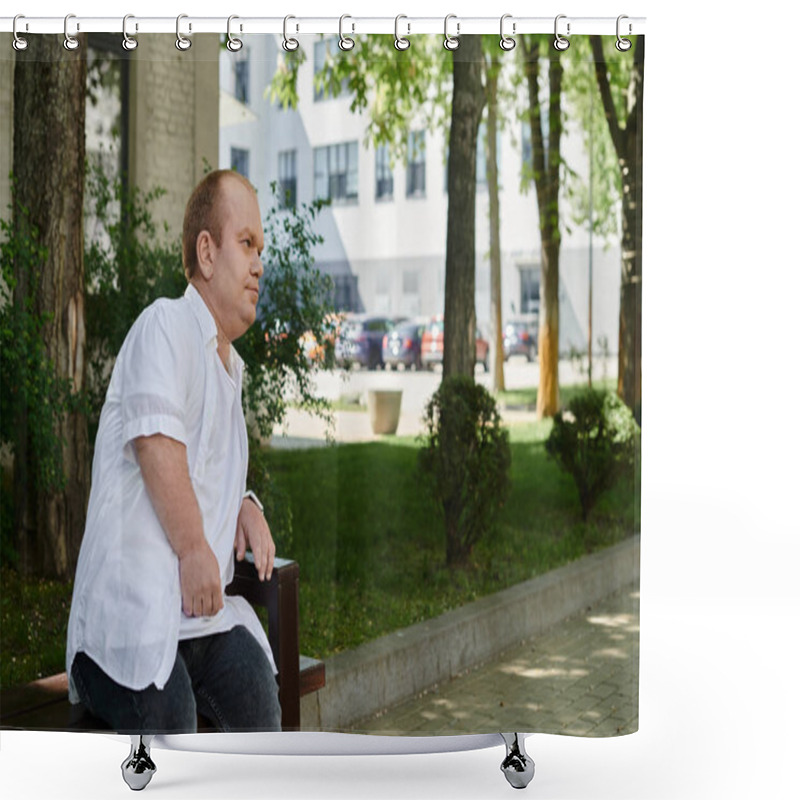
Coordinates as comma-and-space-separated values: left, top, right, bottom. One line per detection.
520, 36, 548, 216
590, 36, 625, 162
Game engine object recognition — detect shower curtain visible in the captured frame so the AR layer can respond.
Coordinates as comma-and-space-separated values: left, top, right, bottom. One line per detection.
0, 19, 642, 744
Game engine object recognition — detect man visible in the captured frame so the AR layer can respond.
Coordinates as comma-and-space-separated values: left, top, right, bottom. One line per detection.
66, 170, 281, 733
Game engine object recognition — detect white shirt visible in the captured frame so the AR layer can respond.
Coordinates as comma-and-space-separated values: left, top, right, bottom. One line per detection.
66, 284, 276, 701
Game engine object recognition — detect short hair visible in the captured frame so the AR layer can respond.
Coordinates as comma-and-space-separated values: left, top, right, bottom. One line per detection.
182, 169, 256, 280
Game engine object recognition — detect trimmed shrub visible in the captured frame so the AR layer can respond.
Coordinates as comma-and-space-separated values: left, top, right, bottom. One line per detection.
545, 389, 639, 521
418, 376, 511, 567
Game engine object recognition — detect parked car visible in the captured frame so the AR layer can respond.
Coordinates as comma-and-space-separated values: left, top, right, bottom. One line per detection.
503, 318, 537, 361
382, 319, 426, 370
420, 315, 490, 372
335, 314, 396, 369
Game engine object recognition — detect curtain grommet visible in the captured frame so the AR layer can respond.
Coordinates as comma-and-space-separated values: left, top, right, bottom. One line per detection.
338, 14, 355, 51
227, 15, 243, 52
616, 15, 632, 51
122, 14, 138, 51
443, 14, 460, 51
175, 14, 192, 51
394, 15, 410, 51
282, 15, 299, 52
553, 14, 570, 51
63, 13, 80, 51
12, 15, 28, 51
499, 14, 516, 51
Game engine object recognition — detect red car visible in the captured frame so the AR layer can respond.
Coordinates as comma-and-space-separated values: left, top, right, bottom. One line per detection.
420, 315, 489, 372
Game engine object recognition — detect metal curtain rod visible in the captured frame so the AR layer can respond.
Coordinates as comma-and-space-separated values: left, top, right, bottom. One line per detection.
0, 15, 646, 37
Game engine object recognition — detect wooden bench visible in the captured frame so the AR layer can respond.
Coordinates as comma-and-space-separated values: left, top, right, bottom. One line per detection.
0, 556, 324, 732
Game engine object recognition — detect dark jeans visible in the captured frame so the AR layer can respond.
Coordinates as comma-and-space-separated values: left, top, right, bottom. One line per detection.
71, 625, 281, 734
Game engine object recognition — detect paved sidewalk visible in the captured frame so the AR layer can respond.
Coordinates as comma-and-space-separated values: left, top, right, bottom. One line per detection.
270, 406, 538, 449
345, 584, 639, 738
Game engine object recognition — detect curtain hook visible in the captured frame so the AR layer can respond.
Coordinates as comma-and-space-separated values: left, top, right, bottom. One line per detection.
339, 14, 355, 51
499, 14, 516, 51
227, 15, 243, 52
616, 15, 632, 51
443, 14, 459, 51
553, 14, 570, 51
176, 14, 192, 51
63, 13, 80, 51
394, 14, 410, 51
12, 15, 28, 51
282, 15, 299, 52
122, 14, 138, 51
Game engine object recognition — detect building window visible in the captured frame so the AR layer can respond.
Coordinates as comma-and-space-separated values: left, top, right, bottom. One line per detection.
333, 274, 359, 312
278, 150, 297, 209
313, 38, 350, 102
230, 147, 250, 179
476, 122, 501, 187
314, 142, 358, 204
402, 270, 419, 295
519, 266, 541, 316
234, 49, 250, 105
375, 144, 393, 201
406, 130, 426, 198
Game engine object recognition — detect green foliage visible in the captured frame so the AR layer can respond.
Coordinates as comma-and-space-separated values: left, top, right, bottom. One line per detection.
0, 565, 73, 688
235, 182, 336, 441
246, 442, 294, 559
561, 36, 638, 242
269, 34, 449, 166
267, 45, 307, 109
0, 196, 80, 495
545, 388, 639, 521
83, 162, 186, 433
418, 375, 511, 566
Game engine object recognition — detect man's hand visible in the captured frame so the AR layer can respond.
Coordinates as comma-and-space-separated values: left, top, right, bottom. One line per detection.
235, 497, 275, 582
178, 540, 224, 617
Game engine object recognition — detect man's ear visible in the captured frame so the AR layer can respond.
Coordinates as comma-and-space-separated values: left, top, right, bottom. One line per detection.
196, 230, 215, 280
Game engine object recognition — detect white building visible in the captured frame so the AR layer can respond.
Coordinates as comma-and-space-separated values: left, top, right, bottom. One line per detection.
219, 35, 621, 356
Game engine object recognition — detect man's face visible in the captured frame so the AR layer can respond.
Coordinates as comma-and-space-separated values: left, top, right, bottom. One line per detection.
206, 178, 265, 342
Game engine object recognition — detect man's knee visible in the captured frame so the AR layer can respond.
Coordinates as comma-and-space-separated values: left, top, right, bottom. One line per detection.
190, 627, 281, 731
71, 651, 197, 734
222, 628, 282, 730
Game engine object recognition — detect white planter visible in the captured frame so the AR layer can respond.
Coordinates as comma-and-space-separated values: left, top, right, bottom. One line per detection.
367, 389, 402, 435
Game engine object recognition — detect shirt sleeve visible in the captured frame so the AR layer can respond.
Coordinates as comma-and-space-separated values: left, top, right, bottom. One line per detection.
119, 301, 195, 464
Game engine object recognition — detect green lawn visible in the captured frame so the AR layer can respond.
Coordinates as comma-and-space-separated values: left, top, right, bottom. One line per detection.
0, 568, 75, 688
263, 415, 639, 660
0, 412, 640, 689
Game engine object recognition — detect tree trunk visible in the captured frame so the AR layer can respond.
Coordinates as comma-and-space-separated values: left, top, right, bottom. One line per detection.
443, 35, 485, 380
485, 53, 505, 392
521, 37, 563, 419
13, 35, 89, 578
619, 38, 644, 424
591, 36, 644, 423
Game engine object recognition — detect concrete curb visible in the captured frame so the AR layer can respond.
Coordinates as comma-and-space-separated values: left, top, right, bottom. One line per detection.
300, 534, 640, 731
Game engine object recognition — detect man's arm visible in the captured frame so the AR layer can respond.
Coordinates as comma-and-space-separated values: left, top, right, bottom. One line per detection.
134, 433, 223, 617
235, 495, 276, 582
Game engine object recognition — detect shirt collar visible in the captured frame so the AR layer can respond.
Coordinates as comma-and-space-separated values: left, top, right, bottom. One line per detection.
184, 283, 245, 378
185, 283, 218, 346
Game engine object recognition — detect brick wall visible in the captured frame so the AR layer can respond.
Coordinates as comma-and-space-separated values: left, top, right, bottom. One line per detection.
0, 33, 219, 247
129, 34, 220, 245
